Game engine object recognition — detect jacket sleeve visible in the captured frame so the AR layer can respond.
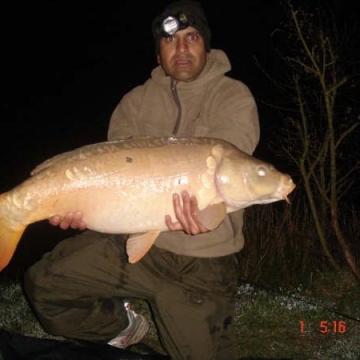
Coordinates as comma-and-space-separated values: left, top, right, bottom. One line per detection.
107, 86, 144, 141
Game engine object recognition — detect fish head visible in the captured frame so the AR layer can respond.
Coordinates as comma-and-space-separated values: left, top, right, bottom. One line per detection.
215, 149, 296, 209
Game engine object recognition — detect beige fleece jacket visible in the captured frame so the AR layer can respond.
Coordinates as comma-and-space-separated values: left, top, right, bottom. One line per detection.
107, 49, 260, 257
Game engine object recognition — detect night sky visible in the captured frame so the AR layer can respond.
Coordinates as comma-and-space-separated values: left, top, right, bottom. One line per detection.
2, 1, 358, 183
1, 1, 358, 275
2, 1, 287, 184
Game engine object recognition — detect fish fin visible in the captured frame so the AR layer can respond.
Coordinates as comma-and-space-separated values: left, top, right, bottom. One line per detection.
196, 202, 227, 231
126, 230, 161, 264
0, 208, 26, 272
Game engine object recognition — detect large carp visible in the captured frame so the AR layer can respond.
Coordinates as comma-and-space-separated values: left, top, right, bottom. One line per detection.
0, 137, 295, 271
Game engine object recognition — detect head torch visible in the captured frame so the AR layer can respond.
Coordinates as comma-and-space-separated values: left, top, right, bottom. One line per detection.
152, 2, 212, 54
158, 12, 195, 36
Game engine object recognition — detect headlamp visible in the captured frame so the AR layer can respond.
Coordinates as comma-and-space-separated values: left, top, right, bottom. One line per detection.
159, 12, 194, 36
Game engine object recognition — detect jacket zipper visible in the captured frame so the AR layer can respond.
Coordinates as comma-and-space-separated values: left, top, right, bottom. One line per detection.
171, 78, 182, 135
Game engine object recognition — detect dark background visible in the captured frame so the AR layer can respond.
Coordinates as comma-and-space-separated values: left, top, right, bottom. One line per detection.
0, 0, 358, 277
1, 0, 287, 183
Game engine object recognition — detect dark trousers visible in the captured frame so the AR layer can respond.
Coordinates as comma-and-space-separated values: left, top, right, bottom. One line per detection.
24, 230, 239, 360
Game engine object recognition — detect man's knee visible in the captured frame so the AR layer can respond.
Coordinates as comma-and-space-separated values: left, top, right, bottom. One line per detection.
24, 260, 49, 304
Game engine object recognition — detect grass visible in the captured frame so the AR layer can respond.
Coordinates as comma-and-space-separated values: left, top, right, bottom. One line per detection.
1, 269, 359, 359
233, 274, 360, 359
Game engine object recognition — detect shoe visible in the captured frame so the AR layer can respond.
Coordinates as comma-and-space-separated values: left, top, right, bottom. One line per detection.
108, 302, 150, 349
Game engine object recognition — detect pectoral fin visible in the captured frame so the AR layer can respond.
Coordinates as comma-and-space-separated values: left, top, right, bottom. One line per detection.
196, 202, 227, 231
126, 229, 161, 264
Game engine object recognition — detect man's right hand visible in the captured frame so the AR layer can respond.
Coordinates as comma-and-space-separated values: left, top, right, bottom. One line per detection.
49, 211, 87, 231
165, 191, 209, 235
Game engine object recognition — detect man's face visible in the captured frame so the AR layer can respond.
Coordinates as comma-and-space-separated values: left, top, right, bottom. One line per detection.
157, 26, 208, 82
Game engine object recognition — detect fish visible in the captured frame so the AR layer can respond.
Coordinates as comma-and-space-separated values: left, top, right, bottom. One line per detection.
0, 136, 296, 271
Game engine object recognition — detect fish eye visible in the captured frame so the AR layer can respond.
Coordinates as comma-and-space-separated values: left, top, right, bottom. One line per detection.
257, 166, 267, 177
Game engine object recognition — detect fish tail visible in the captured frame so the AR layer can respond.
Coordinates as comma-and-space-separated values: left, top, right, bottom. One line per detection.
0, 194, 26, 272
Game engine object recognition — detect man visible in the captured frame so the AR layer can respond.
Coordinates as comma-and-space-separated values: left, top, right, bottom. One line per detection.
24, 1, 260, 359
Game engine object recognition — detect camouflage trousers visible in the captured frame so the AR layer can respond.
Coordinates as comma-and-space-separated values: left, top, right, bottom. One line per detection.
24, 230, 239, 360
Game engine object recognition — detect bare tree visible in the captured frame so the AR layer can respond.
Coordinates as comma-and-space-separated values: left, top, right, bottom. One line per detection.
257, 1, 360, 280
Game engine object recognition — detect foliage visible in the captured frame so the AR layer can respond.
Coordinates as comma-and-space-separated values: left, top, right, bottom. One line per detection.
239, 201, 358, 287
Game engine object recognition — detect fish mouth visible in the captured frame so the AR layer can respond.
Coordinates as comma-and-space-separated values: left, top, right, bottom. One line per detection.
281, 179, 296, 204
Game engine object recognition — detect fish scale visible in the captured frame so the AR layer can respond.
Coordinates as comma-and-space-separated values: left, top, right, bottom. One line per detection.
0, 136, 296, 271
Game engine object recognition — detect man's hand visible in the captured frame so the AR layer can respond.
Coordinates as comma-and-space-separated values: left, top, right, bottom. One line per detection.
49, 211, 87, 231
165, 191, 209, 235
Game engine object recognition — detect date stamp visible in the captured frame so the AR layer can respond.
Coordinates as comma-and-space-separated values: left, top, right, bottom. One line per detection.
299, 320, 347, 334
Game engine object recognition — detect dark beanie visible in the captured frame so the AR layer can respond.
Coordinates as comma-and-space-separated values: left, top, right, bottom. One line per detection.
152, 0, 211, 54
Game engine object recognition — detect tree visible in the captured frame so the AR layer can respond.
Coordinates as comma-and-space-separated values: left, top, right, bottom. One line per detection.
258, 1, 360, 280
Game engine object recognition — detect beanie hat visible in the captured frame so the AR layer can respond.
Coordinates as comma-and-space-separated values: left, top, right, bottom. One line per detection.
152, 0, 211, 54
